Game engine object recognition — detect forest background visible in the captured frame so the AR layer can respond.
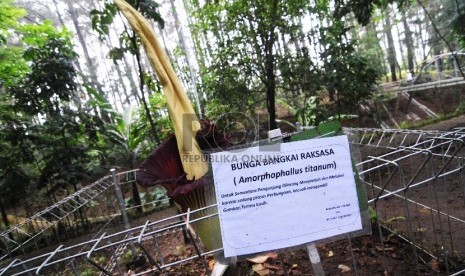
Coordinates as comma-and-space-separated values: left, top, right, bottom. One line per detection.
0, 0, 464, 228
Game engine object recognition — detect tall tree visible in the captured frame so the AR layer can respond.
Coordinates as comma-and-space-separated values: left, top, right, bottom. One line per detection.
190, 0, 308, 130
0, 0, 31, 231
401, 8, 415, 73
383, 5, 398, 81
91, 0, 164, 144
169, 0, 202, 115
359, 18, 386, 79
0, 2, 108, 227
64, 1, 107, 104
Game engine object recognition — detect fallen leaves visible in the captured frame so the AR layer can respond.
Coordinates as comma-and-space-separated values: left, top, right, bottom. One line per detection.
327, 250, 334, 257
338, 264, 352, 273
247, 252, 278, 264
247, 252, 280, 275
417, 227, 428, 233
263, 263, 281, 270
375, 245, 395, 252
208, 259, 215, 270
252, 264, 270, 275
428, 259, 440, 272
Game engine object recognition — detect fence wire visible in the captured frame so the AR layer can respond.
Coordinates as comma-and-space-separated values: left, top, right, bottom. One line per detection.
1, 128, 465, 275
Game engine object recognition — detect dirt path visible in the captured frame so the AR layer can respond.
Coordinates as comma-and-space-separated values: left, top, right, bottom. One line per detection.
420, 115, 465, 131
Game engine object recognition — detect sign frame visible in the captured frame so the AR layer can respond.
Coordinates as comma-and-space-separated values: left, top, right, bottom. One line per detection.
208, 121, 371, 260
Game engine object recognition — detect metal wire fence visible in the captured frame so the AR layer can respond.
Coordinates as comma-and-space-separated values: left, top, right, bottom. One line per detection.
1, 127, 465, 275
0, 169, 170, 265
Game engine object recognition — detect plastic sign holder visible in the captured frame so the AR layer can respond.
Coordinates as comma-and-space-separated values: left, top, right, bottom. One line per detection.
210, 121, 370, 275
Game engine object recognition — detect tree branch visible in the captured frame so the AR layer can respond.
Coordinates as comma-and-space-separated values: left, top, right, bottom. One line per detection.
416, 0, 465, 79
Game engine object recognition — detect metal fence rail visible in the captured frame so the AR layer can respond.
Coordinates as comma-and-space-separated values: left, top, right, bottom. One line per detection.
0, 205, 219, 276
0, 175, 115, 262
1, 128, 465, 275
0, 169, 169, 264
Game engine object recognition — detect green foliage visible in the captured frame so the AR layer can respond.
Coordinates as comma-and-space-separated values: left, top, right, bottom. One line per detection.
436, 0, 465, 48
90, 2, 118, 39
19, 20, 72, 47
319, 17, 380, 113
399, 120, 410, 129
202, 62, 258, 116
107, 105, 146, 167
92, 0, 166, 144
127, 186, 169, 209
12, 37, 78, 116
358, 22, 386, 77
0, 0, 25, 45
294, 96, 327, 126
193, 0, 314, 125
334, 0, 409, 26
192, 0, 381, 126
0, 47, 28, 87
277, 49, 323, 111
137, 91, 173, 145
0, 1, 112, 212
0, 1, 27, 87
91, 0, 164, 41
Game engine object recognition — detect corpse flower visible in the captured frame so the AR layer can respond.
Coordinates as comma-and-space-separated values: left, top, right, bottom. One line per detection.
137, 120, 231, 210
114, 0, 229, 251
114, 0, 207, 181
136, 120, 230, 252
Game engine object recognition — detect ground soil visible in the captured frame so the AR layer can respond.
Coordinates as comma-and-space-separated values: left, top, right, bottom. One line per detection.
341, 83, 465, 129
123, 221, 439, 276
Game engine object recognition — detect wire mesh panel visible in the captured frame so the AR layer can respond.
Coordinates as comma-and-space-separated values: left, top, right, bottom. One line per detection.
0, 206, 218, 276
0, 169, 170, 265
0, 175, 117, 262
1, 128, 465, 275
347, 127, 465, 275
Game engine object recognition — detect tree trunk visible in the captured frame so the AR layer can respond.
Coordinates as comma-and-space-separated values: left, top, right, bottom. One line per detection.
170, 0, 202, 116
367, 22, 386, 76
130, 182, 142, 214
384, 7, 397, 82
123, 56, 141, 104
181, 0, 208, 109
265, 0, 278, 131
415, 8, 428, 62
0, 197, 14, 241
52, 0, 66, 26
402, 10, 415, 73
66, 1, 112, 122
429, 17, 443, 74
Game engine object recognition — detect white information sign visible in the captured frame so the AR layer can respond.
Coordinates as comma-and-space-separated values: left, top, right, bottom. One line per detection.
211, 135, 362, 257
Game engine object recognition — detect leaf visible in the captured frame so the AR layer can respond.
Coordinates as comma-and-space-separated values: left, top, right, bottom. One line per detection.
252, 264, 270, 276
108, 47, 125, 62
417, 227, 428, 233
255, 269, 270, 276
247, 253, 275, 264
208, 259, 215, 270
266, 252, 278, 259
338, 264, 351, 273
252, 263, 265, 271
263, 263, 280, 270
